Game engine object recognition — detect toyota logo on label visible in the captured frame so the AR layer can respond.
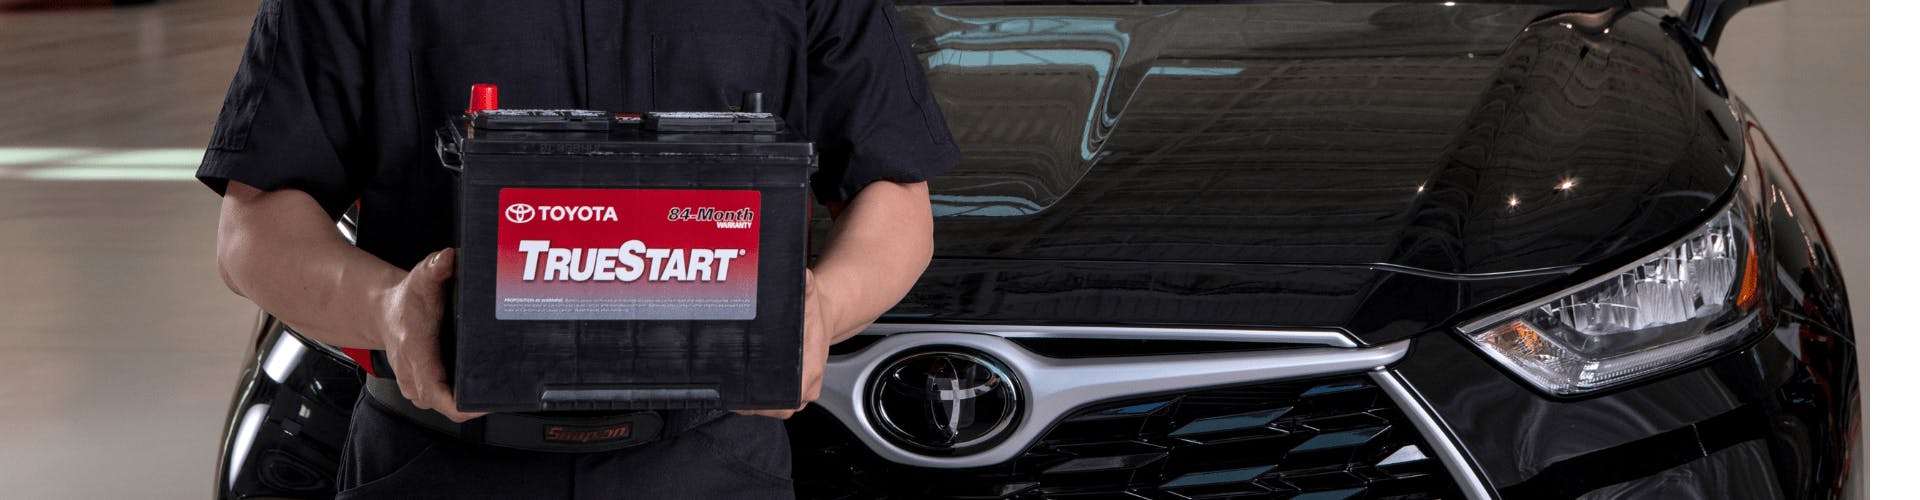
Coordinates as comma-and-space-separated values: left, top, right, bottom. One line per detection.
504, 203, 536, 224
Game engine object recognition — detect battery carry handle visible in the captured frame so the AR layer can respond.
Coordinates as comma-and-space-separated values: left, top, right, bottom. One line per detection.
458, 90, 780, 135
436, 126, 463, 172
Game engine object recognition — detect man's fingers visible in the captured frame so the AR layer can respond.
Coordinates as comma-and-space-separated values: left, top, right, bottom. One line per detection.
394, 367, 420, 402
423, 248, 458, 283
733, 407, 800, 420
399, 346, 434, 397
403, 343, 457, 410
803, 380, 822, 404
421, 379, 486, 422
399, 362, 484, 422
387, 343, 429, 407
394, 362, 434, 411
403, 340, 484, 422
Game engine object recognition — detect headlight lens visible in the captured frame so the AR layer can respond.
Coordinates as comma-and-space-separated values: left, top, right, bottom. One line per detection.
1459, 201, 1762, 395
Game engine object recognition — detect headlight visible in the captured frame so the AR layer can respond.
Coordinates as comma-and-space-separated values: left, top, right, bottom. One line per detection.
1458, 200, 1762, 395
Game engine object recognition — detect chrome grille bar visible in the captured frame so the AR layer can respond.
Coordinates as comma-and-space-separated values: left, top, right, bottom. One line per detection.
818, 324, 1402, 469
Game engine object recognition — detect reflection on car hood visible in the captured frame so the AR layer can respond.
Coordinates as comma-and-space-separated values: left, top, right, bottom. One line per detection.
881, 2, 1740, 277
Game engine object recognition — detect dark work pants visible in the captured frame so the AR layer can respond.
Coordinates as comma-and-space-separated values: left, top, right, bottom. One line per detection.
335, 392, 794, 499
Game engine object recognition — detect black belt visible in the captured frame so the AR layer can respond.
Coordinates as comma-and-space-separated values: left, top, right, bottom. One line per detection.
365, 377, 717, 453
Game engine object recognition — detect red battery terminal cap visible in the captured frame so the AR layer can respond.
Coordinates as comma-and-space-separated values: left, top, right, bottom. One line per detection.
467, 83, 499, 114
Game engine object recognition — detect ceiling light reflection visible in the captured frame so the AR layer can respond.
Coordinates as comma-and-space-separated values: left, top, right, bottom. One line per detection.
69, 149, 206, 167
0, 147, 90, 166
0, 147, 204, 182
19, 166, 198, 181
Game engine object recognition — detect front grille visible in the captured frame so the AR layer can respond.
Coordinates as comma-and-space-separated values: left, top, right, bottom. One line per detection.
1007, 338, 1307, 359
790, 373, 1459, 499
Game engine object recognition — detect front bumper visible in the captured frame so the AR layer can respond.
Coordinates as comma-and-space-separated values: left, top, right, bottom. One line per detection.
792, 318, 1859, 499
215, 321, 364, 500
792, 324, 1476, 499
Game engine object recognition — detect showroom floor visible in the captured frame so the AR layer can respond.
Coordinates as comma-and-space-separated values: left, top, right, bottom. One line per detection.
0, 2, 266, 498
0, 0, 1868, 498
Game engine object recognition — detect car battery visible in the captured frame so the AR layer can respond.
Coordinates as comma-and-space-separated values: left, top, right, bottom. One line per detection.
436, 85, 814, 413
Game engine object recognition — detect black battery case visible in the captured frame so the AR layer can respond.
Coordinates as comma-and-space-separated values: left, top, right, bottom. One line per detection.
437, 113, 815, 412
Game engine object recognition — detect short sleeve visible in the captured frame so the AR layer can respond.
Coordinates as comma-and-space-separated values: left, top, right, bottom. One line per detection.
805, 0, 961, 203
196, 0, 370, 218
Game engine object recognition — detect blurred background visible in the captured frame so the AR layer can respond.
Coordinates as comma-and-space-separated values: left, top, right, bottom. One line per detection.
0, 0, 1867, 498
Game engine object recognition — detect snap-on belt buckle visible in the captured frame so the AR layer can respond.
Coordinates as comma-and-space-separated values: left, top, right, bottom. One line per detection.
364, 377, 666, 453
483, 411, 664, 453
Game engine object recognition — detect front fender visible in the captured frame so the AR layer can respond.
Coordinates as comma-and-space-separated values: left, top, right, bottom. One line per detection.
1741, 112, 1854, 336
213, 317, 364, 500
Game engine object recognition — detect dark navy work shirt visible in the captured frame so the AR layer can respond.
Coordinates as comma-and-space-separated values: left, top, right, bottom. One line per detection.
198, 0, 960, 272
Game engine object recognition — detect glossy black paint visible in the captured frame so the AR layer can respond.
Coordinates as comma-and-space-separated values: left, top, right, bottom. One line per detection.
218, 1, 1858, 499
841, 3, 1740, 277
1745, 115, 1855, 338
891, 259, 1558, 345
826, 2, 1757, 349
1385, 15, 1859, 497
1396, 309, 1857, 498
215, 320, 364, 499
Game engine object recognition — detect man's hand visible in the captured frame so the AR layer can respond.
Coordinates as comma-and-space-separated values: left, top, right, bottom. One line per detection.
737, 270, 836, 419
379, 248, 486, 422
218, 183, 396, 352
218, 183, 482, 421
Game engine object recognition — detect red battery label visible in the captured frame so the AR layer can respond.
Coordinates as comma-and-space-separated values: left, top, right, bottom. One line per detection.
494, 187, 760, 320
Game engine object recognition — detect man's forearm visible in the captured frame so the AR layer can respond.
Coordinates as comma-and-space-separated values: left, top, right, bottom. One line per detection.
217, 181, 405, 349
811, 181, 935, 342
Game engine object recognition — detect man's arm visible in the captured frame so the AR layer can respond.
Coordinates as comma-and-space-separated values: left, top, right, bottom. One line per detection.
738, 180, 933, 419
811, 180, 935, 342
217, 181, 481, 421
217, 182, 396, 349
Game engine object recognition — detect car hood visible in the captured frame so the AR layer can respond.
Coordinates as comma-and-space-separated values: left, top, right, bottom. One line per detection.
852, 3, 1744, 343
894, 2, 1738, 272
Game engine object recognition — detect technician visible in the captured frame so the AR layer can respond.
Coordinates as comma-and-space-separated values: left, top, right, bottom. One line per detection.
199, 1, 958, 498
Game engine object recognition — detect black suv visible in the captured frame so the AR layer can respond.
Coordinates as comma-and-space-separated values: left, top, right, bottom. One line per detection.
215, 1, 1859, 498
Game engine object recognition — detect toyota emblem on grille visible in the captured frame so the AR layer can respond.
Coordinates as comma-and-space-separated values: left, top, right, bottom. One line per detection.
868, 349, 1022, 453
